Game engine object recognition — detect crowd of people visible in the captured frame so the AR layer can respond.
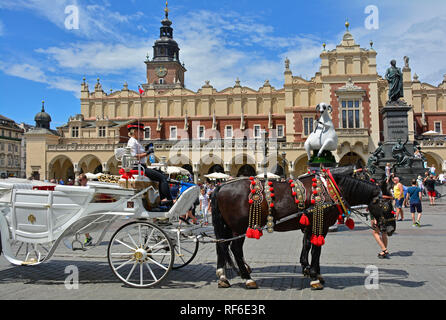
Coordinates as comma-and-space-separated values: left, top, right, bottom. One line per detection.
371, 164, 444, 259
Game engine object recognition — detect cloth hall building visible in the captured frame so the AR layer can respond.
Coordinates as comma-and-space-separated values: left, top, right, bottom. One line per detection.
25, 12, 446, 182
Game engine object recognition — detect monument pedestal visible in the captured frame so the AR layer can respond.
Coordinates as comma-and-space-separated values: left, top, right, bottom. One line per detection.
308, 150, 337, 172
371, 104, 425, 185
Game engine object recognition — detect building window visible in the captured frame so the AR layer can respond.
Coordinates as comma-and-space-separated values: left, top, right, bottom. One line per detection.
144, 127, 151, 140
98, 126, 106, 137
277, 125, 284, 138
303, 117, 314, 136
197, 126, 205, 139
254, 125, 261, 139
225, 126, 233, 139
434, 122, 442, 133
341, 100, 361, 129
159, 78, 164, 84
170, 126, 177, 140
72, 126, 79, 138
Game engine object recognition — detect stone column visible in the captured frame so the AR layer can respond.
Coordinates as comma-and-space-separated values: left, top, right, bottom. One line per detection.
193, 162, 200, 184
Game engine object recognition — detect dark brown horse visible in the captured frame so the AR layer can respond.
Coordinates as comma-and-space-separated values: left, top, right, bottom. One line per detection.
211, 167, 395, 290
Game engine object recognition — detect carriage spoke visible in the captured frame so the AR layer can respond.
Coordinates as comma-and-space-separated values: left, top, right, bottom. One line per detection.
126, 262, 137, 281
145, 262, 158, 282
140, 264, 143, 286
147, 257, 168, 271
143, 228, 156, 249
114, 258, 134, 271
149, 238, 168, 250
111, 252, 133, 257
115, 239, 136, 251
15, 242, 24, 257
127, 232, 139, 248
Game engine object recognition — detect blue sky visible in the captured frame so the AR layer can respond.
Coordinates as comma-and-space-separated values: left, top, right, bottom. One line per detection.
1, 0, 446, 127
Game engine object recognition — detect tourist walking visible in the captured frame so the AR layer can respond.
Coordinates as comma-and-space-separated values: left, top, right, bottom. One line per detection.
406, 179, 423, 227
393, 176, 405, 221
424, 174, 437, 206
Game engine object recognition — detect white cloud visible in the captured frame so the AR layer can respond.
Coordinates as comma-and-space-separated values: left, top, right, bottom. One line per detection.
349, 1, 446, 85
0, 62, 80, 97
0, 0, 145, 41
4, 1, 446, 100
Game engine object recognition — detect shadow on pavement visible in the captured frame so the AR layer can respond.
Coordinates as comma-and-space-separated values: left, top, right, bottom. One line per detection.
0, 258, 426, 292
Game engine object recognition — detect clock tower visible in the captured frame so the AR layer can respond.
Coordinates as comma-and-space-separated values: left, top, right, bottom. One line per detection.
143, 2, 186, 90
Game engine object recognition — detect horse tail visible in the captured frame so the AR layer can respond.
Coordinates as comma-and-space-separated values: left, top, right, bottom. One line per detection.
211, 185, 238, 274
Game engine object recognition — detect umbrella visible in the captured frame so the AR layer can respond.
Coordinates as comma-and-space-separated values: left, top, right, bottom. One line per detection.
148, 165, 190, 176
422, 130, 441, 135
256, 172, 281, 179
204, 172, 230, 180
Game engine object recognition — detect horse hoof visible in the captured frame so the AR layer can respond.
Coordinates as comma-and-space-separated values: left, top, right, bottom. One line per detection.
245, 280, 258, 289
218, 279, 231, 288
310, 280, 324, 290
302, 267, 310, 277
317, 275, 325, 285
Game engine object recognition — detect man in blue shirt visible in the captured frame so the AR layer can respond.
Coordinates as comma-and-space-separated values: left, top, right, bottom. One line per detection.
406, 179, 423, 227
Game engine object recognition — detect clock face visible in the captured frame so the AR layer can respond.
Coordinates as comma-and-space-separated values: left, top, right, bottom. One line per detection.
156, 66, 167, 78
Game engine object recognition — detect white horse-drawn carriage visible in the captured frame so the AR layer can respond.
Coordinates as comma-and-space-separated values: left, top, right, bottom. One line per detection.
0, 148, 203, 288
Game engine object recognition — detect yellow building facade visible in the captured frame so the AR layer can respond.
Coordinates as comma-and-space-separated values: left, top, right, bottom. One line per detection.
25, 18, 446, 182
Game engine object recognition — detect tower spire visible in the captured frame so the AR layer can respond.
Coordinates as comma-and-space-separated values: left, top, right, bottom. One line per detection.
164, 1, 169, 19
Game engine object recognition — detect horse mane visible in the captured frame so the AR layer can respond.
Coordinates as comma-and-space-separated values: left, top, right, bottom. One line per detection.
335, 174, 380, 205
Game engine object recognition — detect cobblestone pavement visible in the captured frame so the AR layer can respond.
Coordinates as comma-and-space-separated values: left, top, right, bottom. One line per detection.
1, 199, 445, 300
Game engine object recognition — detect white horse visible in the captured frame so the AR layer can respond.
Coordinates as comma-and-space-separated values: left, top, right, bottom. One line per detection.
304, 103, 338, 160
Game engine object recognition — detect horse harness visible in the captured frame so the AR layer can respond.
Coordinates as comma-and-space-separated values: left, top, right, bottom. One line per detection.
245, 169, 353, 247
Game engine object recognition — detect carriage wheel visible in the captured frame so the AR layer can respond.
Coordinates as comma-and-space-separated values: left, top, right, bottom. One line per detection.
107, 221, 174, 288
171, 219, 199, 270
7, 239, 53, 266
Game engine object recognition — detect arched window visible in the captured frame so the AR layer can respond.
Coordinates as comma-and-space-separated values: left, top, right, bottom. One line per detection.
159, 78, 164, 84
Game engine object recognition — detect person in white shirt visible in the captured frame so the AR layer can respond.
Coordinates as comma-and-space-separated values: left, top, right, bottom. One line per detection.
199, 188, 210, 225
438, 172, 445, 184
126, 122, 173, 202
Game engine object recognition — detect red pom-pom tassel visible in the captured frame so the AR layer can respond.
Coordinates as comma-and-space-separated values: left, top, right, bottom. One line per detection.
268, 181, 273, 186
299, 214, 310, 226
253, 229, 262, 240
246, 228, 254, 238
345, 218, 355, 230
311, 199, 316, 204
270, 203, 275, 208
249, 199, 254, 204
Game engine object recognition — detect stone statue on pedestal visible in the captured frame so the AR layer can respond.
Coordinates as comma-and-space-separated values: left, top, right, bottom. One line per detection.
392, 138, 413, 168
385, 60, 404, 104
367, 142, 385, 174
